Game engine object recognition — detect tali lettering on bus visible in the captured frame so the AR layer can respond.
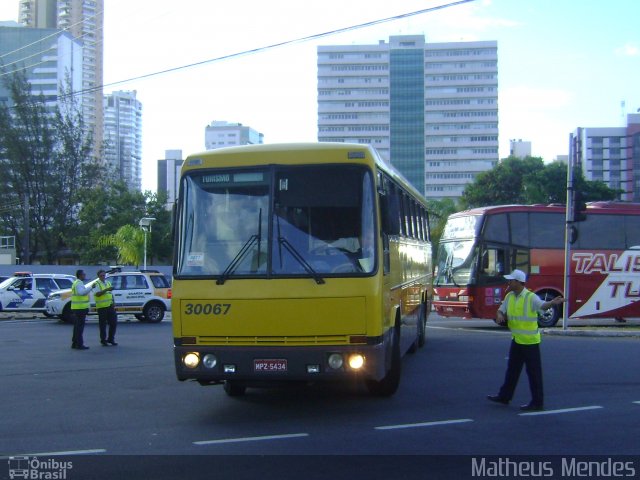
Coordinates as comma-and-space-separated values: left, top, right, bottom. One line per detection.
571, 247, 640, 318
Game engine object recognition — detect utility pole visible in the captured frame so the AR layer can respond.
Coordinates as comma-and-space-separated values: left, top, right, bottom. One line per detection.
23, 192, 29, 265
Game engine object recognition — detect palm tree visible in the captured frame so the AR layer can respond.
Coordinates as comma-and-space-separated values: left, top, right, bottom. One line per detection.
98, 224, 144, 266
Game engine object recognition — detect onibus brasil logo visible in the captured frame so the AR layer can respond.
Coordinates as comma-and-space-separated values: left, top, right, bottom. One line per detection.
7, 457, 72, 479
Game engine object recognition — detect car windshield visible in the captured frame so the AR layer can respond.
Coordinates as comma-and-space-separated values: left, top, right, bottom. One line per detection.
175, 164, 376, 279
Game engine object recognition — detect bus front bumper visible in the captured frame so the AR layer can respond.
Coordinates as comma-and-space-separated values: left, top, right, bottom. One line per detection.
433, 301, 473, 319
174, 343, 388, 384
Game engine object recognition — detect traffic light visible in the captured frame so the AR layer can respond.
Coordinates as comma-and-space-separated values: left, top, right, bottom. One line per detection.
571, 190, 587, 222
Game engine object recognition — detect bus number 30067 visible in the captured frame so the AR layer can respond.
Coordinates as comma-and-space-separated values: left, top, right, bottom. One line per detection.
183, 303, 231, 315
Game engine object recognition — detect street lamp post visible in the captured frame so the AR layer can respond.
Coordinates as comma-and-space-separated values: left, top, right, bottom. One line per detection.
138, 217, 156, 270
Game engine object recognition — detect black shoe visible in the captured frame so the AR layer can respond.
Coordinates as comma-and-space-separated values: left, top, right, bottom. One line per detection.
107, 341, 118, 346
487, 394, 509, 405
74, 345, 89, 350
520, 402, 544, 412
101, 340, 109, 346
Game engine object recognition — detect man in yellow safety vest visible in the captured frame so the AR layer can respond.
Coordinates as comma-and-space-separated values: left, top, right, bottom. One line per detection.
94, 269, 117, 346
487, 269, 565, 411
70, 270, 92, 350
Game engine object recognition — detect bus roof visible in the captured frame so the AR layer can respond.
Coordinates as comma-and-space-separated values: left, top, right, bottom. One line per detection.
183, 142, 426, 205
450, 201, 640, 218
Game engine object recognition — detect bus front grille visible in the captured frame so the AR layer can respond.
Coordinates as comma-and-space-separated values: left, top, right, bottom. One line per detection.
198, 335, 351, 346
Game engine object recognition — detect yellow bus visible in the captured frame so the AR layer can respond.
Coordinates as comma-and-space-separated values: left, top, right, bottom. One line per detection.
172, 143, 433, 396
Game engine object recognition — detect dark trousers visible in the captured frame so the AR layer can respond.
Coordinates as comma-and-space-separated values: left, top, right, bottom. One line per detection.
98, 305, 118, 342
498, 339, 544, 406
71, 309, 89, 347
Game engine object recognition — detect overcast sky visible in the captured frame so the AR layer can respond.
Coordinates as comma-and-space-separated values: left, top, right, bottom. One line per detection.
1, 0, 639, 192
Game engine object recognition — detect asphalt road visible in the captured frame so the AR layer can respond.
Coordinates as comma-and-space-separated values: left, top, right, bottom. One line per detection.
1, 314, 639, 479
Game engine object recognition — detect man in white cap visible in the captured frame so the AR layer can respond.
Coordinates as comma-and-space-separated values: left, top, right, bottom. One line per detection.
487, 269, 565, 411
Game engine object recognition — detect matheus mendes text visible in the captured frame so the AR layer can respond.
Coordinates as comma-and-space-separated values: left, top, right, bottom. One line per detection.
471, 457, 636, 477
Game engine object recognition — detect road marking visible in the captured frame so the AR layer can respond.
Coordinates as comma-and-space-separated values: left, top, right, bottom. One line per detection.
633, 401, 640, 405
375, 418, 473, 431
2, 449, 107, 457
194, 433, 309, 446
518, 405, 603, 417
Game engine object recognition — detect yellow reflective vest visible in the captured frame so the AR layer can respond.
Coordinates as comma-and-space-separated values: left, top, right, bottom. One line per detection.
71, 279, 90, 310
95, 279, 114, 309
505, 288, 541, 345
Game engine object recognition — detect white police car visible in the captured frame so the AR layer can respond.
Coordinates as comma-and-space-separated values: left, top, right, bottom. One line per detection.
46, 269, 172, 323
0, 273, 76, 316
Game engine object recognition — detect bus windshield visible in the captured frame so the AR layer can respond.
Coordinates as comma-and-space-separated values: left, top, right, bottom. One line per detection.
175, 165, 376, 278
434, 239, 477, 286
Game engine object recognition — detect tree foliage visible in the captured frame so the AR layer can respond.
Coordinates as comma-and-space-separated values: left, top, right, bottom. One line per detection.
0, 70, 100, 263
460, 156, 622, 209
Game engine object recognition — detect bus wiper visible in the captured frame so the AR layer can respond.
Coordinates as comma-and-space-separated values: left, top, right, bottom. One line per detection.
278, 237, 325, 284
275, 213, 324, 284
216, 209, 262, 285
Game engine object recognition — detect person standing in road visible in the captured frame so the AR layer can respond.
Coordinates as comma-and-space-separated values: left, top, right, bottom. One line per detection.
487, 269, 565, 411
94, 269, 118, 346
71, 269, 92, 350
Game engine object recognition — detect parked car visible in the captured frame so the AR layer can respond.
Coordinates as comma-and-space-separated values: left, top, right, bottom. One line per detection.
0, 273, 76, 316
45, 269, 171, 323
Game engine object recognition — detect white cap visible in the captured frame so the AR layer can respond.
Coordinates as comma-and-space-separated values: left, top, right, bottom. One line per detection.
504, 269, 526, 283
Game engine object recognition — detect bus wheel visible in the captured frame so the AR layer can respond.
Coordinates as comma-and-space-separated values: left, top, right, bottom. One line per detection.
417, 302, 428, 348
224, 381, 246, 397
537, 291, 561, 327
365, 326, 402, 397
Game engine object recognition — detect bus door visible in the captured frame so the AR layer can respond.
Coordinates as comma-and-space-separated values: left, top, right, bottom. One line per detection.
476, 244, 529, 318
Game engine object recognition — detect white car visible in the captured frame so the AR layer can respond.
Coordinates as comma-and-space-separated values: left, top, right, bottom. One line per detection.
46, 270, 172, 323
0, 273, 76, 315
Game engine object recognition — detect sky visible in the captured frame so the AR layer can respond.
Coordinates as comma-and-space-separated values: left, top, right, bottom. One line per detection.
1, 0, 639, 192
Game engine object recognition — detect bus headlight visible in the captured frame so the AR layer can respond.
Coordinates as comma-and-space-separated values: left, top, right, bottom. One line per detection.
348, 354, 365, 370
183, 352, 200, 369
327, 353, 344, 370
202, 354, 217, 369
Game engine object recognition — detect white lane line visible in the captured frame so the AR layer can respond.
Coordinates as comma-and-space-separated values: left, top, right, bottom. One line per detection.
519, 405, 603, 417
194, 433, 309, 446
633, 401, 640, 405
375, 418, 473, 431
2, 449, 107, 457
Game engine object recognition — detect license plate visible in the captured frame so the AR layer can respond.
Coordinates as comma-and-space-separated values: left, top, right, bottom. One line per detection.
254, 359, 287, 372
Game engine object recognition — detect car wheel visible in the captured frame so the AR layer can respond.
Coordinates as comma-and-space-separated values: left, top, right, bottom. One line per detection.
61, 304, 74, 324
142, 302, 164, 323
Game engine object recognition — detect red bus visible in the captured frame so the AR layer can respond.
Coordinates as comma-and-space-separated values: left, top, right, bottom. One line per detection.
433, 202, 640, 326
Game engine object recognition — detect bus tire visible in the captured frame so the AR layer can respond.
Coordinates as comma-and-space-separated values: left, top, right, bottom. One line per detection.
224, 381, 246, 397
365, 325, 402, 397
417, 301, 428, 348
142, 302, 165, 323
537, 291, 562, 327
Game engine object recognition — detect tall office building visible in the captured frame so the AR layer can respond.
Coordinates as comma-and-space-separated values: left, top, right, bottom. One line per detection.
157, 149, 183, 209
205, 121, 264, 150
318, 35, 498, 199
19, 0, 104, 155
103, 90, 142, 191
509, 139, 532, 159
0, 24, 82, 109
570, 114, 640, 202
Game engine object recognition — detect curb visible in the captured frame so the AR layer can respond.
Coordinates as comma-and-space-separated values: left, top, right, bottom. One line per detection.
543, 329, 640, 338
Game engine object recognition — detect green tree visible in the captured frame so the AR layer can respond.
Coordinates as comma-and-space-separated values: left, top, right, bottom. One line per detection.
0, 70, 99, 263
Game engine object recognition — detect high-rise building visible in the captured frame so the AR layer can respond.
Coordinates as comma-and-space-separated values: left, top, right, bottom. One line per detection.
157, 149, 183, 209
317, 35, 499, 199
103, 90, 142, 190
19, 0, 104, 155
570, 114, 640, 202
205, 121, 264, 150
0, 24, 82, 108
509, 139, 532, 159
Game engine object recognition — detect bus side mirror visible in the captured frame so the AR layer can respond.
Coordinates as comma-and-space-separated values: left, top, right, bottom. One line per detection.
380, 194, 400, 235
